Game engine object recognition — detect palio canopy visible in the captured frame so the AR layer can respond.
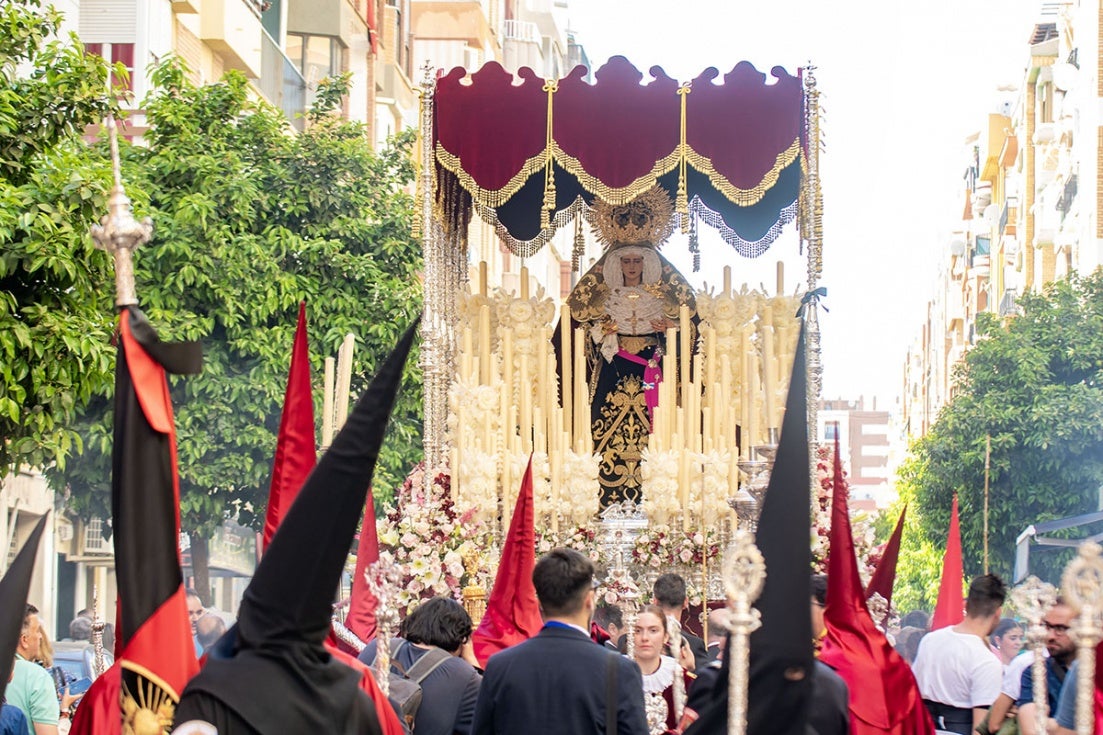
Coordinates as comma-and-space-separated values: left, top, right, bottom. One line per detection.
432, 56, 806, 257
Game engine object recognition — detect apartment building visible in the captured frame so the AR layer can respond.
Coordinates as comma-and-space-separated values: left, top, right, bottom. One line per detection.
902, 0, 1103, 440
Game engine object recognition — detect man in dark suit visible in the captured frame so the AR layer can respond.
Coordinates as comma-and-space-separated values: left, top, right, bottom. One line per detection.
653, 573, 708, 668
471, 548, 648, 735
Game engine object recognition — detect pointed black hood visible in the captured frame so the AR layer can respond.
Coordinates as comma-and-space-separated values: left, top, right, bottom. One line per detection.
176, 323, 417, 734
686, 319, 813, 735
237, 321, 417, 647
0, 514, 49, 703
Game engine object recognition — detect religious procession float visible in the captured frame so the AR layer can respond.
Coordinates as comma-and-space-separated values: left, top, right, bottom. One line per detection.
348, 55, 857, 628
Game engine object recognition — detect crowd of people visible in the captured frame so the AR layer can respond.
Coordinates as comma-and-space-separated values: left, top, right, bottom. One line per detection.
3, 559, 1091, 735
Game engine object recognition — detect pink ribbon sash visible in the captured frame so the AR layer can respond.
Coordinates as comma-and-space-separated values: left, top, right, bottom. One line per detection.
616, 348, 663, 430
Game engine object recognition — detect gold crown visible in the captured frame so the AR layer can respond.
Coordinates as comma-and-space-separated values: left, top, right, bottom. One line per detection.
590, 187, 675, 250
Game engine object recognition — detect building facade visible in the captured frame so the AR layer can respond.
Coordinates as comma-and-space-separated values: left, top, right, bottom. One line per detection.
903, 0, 1103, 441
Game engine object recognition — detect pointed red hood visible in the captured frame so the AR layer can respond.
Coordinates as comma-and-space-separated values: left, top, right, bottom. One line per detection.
263, 301, 317, 550
345, 492, 381, 645
819, 441, 933, 735
865, 505, 906, 625
471, 456, 542, 666
930, 495, 964, 631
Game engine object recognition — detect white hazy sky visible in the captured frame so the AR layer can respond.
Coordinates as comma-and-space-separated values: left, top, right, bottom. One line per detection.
567, 0, 1041, 410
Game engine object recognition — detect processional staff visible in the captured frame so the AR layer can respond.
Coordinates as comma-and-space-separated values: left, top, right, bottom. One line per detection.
1010, 576, 1057, 735
722, 530, 765, 735
90, 114, 151, 308
1062, 542, 1103, 735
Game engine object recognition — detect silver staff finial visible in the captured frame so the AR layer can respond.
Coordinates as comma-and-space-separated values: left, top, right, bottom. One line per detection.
90, 114, 152, 307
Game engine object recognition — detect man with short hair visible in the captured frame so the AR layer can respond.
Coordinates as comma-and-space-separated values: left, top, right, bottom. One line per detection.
360, 596, 482, 735
6, 605, 60, 735
65, 616, 91, 643
704, 608, 730, 663
913, 574, 1007, 735
195, 614, 227, 655
185, 589, 205, 658
593, 603, 625, 652
1015, 599, 1075, 735
472, 548, 648, 734
652, 573, 707, 667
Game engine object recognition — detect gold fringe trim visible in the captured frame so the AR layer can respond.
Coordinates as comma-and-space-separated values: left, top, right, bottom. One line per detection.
552, 141, 681, 206
434, 143, 549, 209
434, 137, 801, 211
685, 137, 802, 207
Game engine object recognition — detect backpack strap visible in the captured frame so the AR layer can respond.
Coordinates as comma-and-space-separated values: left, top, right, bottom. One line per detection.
605, 651, 619, 734
404, 647, 452, 684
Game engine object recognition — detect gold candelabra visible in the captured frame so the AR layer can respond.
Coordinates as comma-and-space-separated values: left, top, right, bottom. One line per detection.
461, 550, 487, 628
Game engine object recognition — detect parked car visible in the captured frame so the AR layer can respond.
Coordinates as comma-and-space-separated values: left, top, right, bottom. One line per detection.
51, 640, 113, 684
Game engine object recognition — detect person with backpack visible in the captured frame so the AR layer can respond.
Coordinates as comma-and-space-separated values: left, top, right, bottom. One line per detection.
360, 597, 483, 735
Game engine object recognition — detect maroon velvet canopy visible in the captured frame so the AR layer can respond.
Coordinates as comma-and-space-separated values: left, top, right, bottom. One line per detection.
432, 56, 807, 257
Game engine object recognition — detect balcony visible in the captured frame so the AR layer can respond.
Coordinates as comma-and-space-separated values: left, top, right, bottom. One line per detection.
200, 0, 264, 78
998, 288, 1021, 317
502, 19, 539, 43
257, 28, 307, 130
1056, 174, 1077, 221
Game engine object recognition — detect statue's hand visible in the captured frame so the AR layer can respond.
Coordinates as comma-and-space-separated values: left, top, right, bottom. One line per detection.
650, 318, 674, 331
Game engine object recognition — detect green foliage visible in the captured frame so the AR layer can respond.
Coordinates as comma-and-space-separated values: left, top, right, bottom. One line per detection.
881, 456, 947, 613
57, 58, 423, 536
903, 273, 1103, 587
0, 0, 119, 473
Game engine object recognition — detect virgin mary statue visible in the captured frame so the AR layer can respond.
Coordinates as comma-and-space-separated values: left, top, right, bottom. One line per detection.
566, 188, 696, 507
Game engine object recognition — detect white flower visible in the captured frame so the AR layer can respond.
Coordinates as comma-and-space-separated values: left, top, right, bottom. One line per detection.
713, 297, 737, 322
508, 299, 535, 324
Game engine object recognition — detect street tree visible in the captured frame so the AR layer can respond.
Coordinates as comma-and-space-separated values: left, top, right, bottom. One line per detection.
0, 0, 119, 473
899, 272, 1103, 587
58, 62, 423, 602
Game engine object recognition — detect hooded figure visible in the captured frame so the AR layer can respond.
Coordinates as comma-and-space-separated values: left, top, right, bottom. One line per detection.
172, 323, 418, 734
685, 318, 814, 735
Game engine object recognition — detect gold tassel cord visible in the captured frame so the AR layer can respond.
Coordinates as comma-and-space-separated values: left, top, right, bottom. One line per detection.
541, 79, 559, 231
677, 83, 692, 231
573, 208, 585, 271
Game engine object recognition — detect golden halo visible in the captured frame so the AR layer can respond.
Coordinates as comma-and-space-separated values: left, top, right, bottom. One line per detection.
590, 187, 675, 251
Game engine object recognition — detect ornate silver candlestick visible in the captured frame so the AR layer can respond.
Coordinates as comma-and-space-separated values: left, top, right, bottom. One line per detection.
1062, 542, 1103, 735
1011, 576, 1057, 735
366, 557, 402, 697
723, 530, 765, 735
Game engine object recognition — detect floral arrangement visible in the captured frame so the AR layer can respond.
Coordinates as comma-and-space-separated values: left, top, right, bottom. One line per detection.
536, 525, 601, 562
376, 463, 494, 614
632, 524, 721, 570
811, 444, 879, 580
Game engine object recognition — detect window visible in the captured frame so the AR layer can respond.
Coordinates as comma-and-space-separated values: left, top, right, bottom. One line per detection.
823, 422, 840, 442
83, 42, 135, 93
286, 33, 340, 85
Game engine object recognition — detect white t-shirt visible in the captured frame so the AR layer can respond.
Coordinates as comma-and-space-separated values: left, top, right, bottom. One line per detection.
1001, 649, 1038, 699
912, 626, 1003, 708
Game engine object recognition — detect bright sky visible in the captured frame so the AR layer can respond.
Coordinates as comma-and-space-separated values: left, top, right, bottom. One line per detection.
567, 0, 1041, 410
